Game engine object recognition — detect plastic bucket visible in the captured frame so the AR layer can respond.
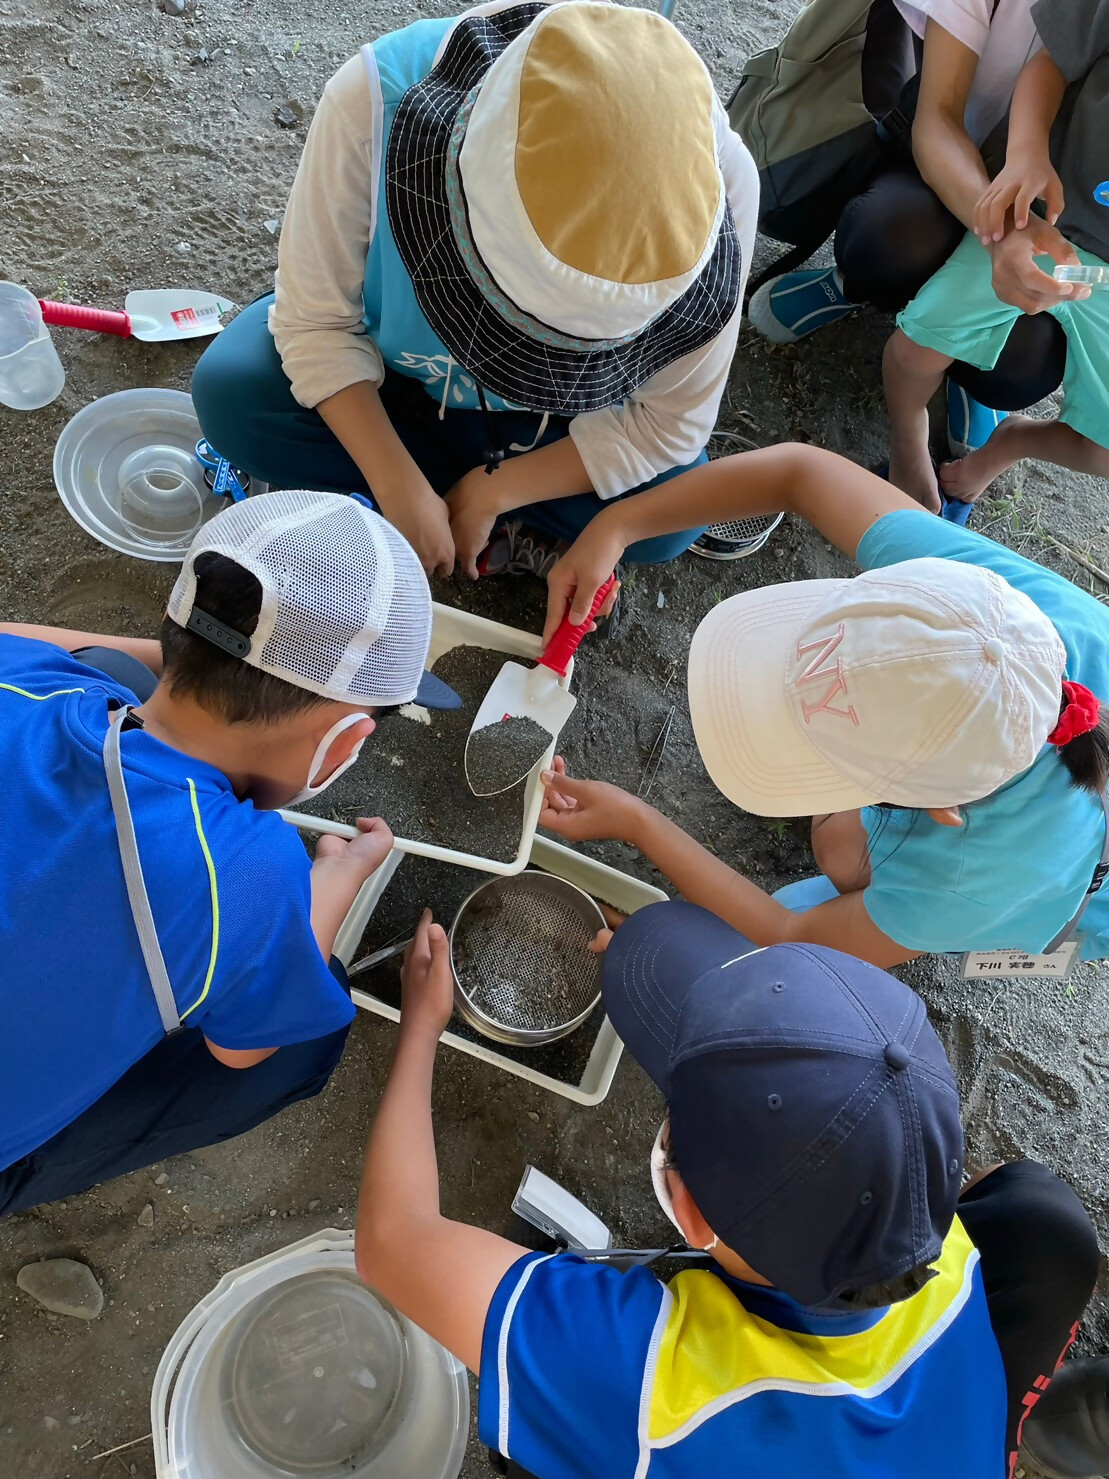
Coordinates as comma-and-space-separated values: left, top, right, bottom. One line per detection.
152, 1230, 469, 1479
0, 282, 65, 410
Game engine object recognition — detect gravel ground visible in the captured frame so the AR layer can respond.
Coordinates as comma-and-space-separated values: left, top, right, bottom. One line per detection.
0, 0, 1107, 1475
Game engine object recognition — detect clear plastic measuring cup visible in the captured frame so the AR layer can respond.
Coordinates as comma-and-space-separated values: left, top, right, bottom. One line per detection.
0, 282, 65, 410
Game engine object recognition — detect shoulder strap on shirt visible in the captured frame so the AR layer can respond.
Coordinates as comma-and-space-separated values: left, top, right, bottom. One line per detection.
1045, 790, 1109, 953
103, 707, 182, 1035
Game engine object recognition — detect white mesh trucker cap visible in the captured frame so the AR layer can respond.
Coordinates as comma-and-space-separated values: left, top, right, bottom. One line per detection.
688, 556, 1067, 815
167, 491, 459, 709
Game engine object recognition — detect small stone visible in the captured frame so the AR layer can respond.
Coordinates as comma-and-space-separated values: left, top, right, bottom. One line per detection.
308, 1199, 321, 1211
269, 1208, 278, 1217
273, 100, 303, 129
16, 1259, 104, 1320
656, 592, 665, 609
263, 218, 280, 235
172, 241, 192, 257
154, 1172, 169, 1186
243, 65, 255, 75
527, 1110, 540, 1123
137, 1203, 154, 1228
44, 1416, 59, 1431
161, 0, 186, 14
190, 47, 209, 65
66, 53, 80, 69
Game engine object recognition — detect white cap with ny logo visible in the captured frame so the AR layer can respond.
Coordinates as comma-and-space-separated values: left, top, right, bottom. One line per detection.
687, 557, 1067, 815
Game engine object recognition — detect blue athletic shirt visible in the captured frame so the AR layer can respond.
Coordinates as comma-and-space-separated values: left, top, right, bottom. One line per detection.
0, 636, 355, 1171
856, 511, 1109, 958
479, 1219, 1007, 1478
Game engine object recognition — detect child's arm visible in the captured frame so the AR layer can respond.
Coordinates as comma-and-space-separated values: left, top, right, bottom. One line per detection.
0, 621, 163, 674
355, 912, 528, 1373
974, 50, 1069, 242
310, 817, 395, 957
538, 762, 921, 970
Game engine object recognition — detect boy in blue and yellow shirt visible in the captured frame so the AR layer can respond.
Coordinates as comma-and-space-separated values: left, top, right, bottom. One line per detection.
354, 903, 1100, 1479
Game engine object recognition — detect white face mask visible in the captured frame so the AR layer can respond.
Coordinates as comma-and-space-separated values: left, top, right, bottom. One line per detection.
287, 712, 370, 807
650, 1120, 717, 1252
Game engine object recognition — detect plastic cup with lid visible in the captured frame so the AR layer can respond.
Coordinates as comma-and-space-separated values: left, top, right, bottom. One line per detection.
0, 282, 65, 411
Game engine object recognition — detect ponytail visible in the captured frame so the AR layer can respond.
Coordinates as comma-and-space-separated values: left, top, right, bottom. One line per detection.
1049, 683, 1109, 795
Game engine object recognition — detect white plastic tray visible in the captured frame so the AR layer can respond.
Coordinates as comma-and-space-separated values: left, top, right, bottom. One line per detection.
332, 834, 669, 1105
282, 601, 571, 877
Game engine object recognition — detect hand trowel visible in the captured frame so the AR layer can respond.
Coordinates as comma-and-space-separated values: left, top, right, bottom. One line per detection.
40, 289, 236, 343
465, 575, 616, 798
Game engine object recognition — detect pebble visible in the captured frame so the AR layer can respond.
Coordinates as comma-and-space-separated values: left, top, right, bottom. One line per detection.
190, 47, 209, 65
16, 1259, 104, 1320
137, 1204, 155, 1228
161, 0, 186, 13
527, 1110, 540, 1123
44, 1416, 59, 1431
172, 241, 192, 257
269, 1207, 278, 1217
656, 592, 665, 609
154, 1172, 169, 1186
273, 100, 303, 128
308, 1199, 321, 1211
263, 218, 281, 235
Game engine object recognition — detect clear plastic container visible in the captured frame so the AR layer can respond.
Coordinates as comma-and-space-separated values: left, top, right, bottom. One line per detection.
0, 281, 65, 410
153, 1230, 468, 1479
53, 387, 222, 560
1053, 264, 1109, 290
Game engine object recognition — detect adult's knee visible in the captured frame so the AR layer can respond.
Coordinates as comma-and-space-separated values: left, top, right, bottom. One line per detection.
190, 296, 286, 476
836, 168, 964, 311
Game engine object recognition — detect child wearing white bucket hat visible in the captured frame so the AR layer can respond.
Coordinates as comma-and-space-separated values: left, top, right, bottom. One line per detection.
192, 1, 758, 579
538, 443, 1109, 971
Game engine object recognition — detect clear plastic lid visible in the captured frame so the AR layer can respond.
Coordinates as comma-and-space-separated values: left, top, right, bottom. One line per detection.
1053, 264, 1109, 288
220, 1271, 411, 1475
53, 387, 221, 561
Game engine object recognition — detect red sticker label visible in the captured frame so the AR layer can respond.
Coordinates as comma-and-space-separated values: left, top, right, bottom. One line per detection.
171, 307, 198, 327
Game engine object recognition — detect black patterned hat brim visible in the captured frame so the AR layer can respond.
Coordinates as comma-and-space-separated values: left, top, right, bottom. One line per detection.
384, 3, 743, 415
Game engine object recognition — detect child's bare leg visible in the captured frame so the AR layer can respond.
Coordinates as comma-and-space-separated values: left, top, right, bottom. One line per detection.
883, 330, 951, 513
940, 417, 1109, 502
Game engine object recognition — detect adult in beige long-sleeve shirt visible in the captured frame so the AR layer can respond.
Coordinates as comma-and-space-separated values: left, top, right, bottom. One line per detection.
191, 1, 759, 580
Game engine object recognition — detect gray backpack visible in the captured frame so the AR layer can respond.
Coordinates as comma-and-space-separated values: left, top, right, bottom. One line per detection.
728, 0, 919, 288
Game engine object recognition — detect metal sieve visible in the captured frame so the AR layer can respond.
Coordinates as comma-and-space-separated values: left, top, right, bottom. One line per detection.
691, 432, 784, 561
449, 873, 605, 1047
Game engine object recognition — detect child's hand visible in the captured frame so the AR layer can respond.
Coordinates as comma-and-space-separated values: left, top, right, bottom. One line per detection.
317, 816, 395, 882
400, 909, 454, 1038
975, 153, 1064, 243
539, 757, 645, 844
445, 470, 502, 580
989, 219, 1086, 314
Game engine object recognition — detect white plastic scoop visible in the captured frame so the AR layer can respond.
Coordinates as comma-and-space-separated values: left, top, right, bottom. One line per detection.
39, 288, 235, 342
465, 575, 616, 798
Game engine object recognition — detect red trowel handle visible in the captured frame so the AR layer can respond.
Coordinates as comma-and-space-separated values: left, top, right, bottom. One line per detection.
39, 301, 132, 337
539, 574, 617, 678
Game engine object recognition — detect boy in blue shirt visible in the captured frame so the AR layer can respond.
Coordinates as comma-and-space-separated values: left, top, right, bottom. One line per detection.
354, 905, 1099, 1478
0, 489, 457, 1215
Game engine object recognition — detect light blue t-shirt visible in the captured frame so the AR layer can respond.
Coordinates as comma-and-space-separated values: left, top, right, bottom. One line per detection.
856, 512, 1109, 958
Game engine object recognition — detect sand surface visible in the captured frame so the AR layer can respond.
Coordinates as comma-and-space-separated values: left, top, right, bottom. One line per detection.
1, 0, 1107, 1474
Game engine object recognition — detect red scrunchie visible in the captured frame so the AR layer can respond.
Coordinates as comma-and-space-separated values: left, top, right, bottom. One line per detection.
1047, 681, 1102, 747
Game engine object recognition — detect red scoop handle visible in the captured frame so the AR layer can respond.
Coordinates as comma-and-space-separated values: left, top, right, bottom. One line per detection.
39, 301, 132, 337
540, 574, 617, 678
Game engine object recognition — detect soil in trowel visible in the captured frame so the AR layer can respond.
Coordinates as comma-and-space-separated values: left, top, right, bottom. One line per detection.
466, 715, 553, 796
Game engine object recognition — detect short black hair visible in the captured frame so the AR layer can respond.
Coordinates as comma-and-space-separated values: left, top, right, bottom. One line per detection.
836, 1264, 938, 1309
160, 552, 331, 725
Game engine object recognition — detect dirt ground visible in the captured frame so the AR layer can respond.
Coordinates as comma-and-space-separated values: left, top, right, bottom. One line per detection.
1, 0, 1108, 1474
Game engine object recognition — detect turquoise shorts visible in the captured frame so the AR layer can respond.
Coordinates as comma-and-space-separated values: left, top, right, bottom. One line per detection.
897, 232, 1109, 450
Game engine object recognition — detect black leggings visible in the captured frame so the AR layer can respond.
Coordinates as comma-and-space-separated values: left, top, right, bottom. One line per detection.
834, 161, 1069, 410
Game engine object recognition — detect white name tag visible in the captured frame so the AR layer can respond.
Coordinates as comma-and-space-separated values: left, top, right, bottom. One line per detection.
961, 942, 1079, 980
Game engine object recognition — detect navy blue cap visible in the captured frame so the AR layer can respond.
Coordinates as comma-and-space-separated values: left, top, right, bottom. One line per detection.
412, 670, 462, 710
603, 902, 964, 1308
